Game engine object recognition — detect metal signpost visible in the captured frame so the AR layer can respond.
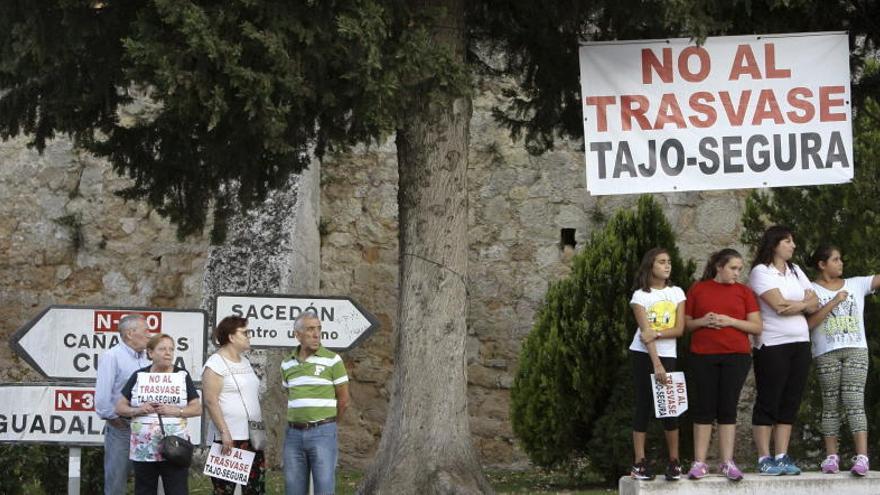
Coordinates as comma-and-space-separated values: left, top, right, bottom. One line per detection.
214, 294, 379, 350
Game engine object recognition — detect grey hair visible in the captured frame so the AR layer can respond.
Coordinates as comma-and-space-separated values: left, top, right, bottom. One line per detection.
293, 311, 319, 332
118, 314, 147, 338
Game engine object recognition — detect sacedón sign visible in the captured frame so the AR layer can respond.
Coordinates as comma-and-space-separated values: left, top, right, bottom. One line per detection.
214, 294, 379, 350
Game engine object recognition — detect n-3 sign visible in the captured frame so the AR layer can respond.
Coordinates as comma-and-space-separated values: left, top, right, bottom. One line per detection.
0, 384, 203, 446
10, 305, 207, 382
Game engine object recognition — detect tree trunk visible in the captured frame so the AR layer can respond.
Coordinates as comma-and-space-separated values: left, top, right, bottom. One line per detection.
358, 1, 492, 493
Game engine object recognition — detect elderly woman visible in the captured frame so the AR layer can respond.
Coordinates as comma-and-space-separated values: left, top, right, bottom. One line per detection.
203, 316, 266, 494
116, 333, 200, 495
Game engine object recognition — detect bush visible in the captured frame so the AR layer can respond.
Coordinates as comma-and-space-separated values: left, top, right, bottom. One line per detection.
0, 444, 104, 495
510, 195, 695, 482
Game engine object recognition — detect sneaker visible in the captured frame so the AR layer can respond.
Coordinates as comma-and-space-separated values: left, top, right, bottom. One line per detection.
688, 461, 709, 480
720, 460, 744, 482
631, 458, 655, 480
777, 454, 801, 475
821, 454, 840, 474
851, 455, 869, 477
758, 456, 784, 476
665, 459, 682, 481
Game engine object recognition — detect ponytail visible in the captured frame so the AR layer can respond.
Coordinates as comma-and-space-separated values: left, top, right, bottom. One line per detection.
701, 248, 743, 281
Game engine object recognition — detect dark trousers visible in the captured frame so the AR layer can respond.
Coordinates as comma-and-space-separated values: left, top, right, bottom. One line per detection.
133, 460, 188, 495
752, 342, 811, 425
631, 350, 679, 432
689, 353, 751, 424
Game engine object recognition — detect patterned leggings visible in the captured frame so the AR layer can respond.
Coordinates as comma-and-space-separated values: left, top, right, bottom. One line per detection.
815, 347, 869, 436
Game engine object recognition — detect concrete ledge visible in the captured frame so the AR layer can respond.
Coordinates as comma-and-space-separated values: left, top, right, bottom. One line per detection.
619, 471, 880, 494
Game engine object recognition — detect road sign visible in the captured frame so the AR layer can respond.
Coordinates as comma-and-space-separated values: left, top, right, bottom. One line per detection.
0, 383, 203, 446
10, 305, 208, 381
214, 294, 379, 350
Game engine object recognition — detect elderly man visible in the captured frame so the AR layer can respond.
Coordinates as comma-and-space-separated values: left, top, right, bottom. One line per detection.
281, 311, 350, 495
95, 313, 150, 495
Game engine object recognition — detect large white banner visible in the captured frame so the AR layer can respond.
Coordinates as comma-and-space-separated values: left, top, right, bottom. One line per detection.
579, 32, 852, 195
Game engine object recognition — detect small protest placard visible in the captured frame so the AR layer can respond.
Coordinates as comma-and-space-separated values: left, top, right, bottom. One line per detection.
133, 373, 186, 405
203, 443, 255, 485
650, 371, 688, 418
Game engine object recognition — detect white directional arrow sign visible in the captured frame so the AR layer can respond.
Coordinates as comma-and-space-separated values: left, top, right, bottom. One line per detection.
214, 294, 379, 350
10, 305, 207, 382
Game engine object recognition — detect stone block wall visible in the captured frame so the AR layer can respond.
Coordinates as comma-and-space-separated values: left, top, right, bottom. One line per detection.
0, 136, 210, 382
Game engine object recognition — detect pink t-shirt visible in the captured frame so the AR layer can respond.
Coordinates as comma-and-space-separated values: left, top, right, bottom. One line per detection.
747, 263, 812, 348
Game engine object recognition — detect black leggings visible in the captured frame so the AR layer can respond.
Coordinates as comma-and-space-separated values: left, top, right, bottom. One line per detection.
631, 350, 679, 432
689, 353, 751, 424
752, 342, 811, 425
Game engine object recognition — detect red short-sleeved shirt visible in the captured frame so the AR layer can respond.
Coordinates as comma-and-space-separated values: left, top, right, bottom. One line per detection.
686, 279, 760, 355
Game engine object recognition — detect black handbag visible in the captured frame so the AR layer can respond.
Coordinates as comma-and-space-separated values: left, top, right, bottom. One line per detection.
157, 413, 194, 467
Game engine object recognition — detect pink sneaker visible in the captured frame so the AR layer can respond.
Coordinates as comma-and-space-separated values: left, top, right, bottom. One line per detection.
687, 461, 709, 480
720, 460, 744, 482
822, 454, 840, 474
851, 455, 869, 477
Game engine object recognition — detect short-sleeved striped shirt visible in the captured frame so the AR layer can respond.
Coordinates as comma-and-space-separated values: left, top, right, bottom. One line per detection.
281, 346, 348, 423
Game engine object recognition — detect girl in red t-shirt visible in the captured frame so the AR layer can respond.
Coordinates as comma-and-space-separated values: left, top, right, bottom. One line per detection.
685, 248, 763, 482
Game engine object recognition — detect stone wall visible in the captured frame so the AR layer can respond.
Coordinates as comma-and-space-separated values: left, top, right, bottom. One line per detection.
0, 136, 210, 382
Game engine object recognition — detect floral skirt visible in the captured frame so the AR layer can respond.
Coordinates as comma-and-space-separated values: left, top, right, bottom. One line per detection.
129, 418, 190, 462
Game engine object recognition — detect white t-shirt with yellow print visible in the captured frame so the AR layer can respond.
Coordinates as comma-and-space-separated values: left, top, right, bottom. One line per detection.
629, 286, 686, 358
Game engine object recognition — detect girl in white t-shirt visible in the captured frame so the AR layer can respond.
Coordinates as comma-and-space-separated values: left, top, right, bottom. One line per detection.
629, 248, 686, 481
807, 245, 880, 477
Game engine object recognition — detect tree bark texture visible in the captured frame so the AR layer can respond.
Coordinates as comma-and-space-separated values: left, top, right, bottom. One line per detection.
358, 1, 492, 493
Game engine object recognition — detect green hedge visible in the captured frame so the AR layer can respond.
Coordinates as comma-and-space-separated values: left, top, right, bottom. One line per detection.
0, 444, 104, 494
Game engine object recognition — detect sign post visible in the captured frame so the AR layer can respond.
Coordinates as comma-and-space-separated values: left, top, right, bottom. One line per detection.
68, 447, 81, 495
214, 294, 379, 350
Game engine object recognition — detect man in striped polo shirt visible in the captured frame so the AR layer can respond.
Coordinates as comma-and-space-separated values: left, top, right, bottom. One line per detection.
281, 311, 350, 495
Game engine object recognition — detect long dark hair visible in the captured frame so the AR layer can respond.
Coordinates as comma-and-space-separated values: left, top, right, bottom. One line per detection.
751, 225, 796, 274
810, 244, 841, 271
702, 248, 743, 280
633, 247, 670, 292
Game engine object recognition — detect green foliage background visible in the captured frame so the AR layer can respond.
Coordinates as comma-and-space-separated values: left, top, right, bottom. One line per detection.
0, 0, 467, 241
510, 195, 696, 483
0, 444, 103, 495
